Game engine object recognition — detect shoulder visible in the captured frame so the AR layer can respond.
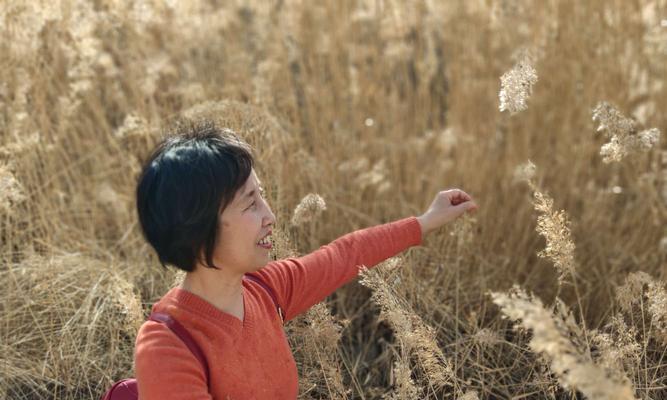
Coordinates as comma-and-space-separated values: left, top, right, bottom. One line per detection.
135, 319, 178, 349
134, 321, 210, 398
134, 320, 203, 376
135, 320, 186, 363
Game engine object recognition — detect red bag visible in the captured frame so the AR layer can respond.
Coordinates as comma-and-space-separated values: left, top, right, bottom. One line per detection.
100, 274, 283, 400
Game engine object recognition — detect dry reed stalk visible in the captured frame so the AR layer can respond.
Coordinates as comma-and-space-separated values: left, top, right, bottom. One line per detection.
590, 315, 641, 381
180, 100, 292, 151
385, 357, 422, 400
301, 302, 351, 400
661, 150, 667, 206
359, 259, 455, 392
95, 182, 130, 222
0, 133, 44, 163
470, 328, 503, 346
1, 0, 666, 398
113, 114, 153, 140
592, 102, 661, 163
1, 252, 143, 398
285, 300, 351, 399
280, 203, 349, 399
491, 286, 637, 400
449, 213, 477, 250
269, 226, 299, 260
616, 271, 667, 344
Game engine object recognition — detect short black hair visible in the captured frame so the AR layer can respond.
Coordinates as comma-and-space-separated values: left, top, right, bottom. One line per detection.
136, 120, 254, 272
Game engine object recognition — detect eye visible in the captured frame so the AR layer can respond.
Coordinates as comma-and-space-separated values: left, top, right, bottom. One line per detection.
245, 200, 257, 211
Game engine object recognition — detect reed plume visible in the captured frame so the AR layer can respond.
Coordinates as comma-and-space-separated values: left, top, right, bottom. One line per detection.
491, 287, 637, 400
291, 193, 327, 226
592, 102, 661, 163
518, 161, 577, 285
359, 259, 455, 391
499, 57, 538, 114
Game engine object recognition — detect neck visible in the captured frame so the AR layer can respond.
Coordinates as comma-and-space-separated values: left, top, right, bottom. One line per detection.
179, 265, 245, 316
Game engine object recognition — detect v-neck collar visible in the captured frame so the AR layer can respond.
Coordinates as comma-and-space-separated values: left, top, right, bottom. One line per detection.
161, 283, 253, 335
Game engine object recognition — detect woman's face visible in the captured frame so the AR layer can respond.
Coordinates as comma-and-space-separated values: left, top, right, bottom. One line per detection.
212, 168, 276, 273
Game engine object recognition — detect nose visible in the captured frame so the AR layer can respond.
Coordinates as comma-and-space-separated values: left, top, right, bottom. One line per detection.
262, 199, 276, 227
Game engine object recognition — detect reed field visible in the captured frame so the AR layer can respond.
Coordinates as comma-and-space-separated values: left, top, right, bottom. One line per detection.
2, 0, 667, 399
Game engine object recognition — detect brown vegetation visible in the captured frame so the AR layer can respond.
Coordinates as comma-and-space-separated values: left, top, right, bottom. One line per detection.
1, 0, 665, 399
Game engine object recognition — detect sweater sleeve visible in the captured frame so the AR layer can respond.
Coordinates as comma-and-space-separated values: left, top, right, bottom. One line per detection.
256, 216, 422, 322
135, 321, 212, 400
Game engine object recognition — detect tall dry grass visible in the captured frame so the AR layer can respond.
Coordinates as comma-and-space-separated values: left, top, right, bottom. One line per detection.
1, 0, 666, 399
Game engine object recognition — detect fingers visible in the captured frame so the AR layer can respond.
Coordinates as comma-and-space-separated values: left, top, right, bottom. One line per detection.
444, 190, 479, 214
443, 189, 473, 205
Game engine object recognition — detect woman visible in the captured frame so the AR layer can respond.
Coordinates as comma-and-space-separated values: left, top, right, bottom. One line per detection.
134, 120, 478, 399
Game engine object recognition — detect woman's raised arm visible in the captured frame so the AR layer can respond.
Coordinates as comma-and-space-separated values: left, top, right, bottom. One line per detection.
254, 188, 478, 322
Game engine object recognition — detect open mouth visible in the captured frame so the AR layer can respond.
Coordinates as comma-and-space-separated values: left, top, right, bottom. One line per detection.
256, 233, 272, 249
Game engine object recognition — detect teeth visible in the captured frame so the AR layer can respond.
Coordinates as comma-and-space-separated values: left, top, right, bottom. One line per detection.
257, 236, 271, 246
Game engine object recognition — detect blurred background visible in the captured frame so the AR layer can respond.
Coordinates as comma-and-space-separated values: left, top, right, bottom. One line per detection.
1, 0, 665, 399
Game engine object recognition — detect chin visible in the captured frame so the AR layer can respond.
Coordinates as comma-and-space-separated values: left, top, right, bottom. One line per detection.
249, 262, 268, 273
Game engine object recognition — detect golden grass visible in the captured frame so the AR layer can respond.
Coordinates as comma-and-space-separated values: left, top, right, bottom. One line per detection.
1, 0, 666, 399
491, 287, 636, 400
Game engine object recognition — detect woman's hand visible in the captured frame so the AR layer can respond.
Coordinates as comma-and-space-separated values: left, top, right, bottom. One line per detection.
416, 189, 478, 237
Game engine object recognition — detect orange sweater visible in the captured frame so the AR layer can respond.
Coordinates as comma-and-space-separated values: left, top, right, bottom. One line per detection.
134, 216, 423, 400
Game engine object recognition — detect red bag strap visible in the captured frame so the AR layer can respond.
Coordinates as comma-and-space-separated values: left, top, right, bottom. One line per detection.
148, 312, 210, 382
243, 274, 285, 324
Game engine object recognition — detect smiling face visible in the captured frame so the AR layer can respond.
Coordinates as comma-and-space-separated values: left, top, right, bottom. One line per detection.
206, 168, 276, 273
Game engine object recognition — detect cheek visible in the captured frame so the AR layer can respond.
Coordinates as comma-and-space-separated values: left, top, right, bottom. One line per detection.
221, 213, 261, 243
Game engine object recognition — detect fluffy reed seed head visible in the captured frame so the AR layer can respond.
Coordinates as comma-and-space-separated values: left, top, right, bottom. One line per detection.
0, 133, 44, 162
307, 302, 350, 347
113, 113, 152, 139
512, 159, 537, 184
458, 390, 481, 400
616, 271, 667, 344
359, 259, 455, 390
291, 193, 327, 226
491, 287, 637, 400
285, 301, 350, 399
531, 187, 577, 285
354, 159, 392, 194
590, 315, 641, 379
647, 282, 667, 342
0, 163, 27, 214
470, 328, 503, 346
303, 302, 351, 399
499, 57, 538, 114
518, 159, 576, 286
592, 102, 661, 163
385, 357, 422, 400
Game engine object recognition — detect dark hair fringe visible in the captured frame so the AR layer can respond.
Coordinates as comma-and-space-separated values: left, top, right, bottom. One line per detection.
136, 119, 254, 272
